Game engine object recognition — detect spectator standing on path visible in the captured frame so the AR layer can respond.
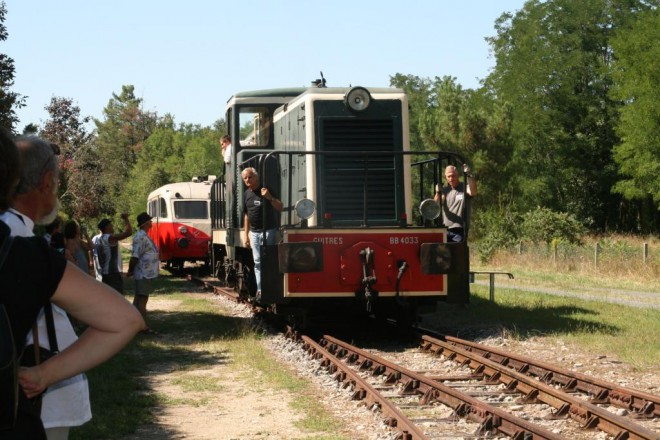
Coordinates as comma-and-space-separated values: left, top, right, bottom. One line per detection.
92, 214, 132, 293
0, 135, 92, 440
64, 220, 93, 275
0, 128, 145, 440
434, 164, 477, 243
127, 212, 160, 334
242, 167, 283, 300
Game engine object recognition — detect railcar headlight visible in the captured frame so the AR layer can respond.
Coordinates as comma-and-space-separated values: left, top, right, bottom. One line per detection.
294, 198, 316, 220
419, 199, 440, 221
344, 87, 371, 112
178, 226, 188, 235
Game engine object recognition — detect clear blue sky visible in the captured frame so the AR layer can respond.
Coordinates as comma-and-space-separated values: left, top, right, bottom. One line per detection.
4, 0, 525, 131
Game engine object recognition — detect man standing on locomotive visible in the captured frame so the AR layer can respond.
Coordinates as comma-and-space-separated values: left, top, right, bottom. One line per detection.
241, 167, 283, 301
434, 164, 477, 242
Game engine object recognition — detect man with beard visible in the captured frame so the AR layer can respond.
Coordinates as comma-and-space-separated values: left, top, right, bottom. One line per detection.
0, 136, 91, 440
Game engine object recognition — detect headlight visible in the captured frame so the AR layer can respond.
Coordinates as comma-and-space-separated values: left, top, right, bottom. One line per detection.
178, 226, 188, 235
419, 199, 440, 221
344, 87, 371, 112
278, 242, 323, 273
294, 198, 316, 220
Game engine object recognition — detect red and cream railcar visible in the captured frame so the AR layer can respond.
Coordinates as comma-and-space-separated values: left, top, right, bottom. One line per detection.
146, 177, 214, 269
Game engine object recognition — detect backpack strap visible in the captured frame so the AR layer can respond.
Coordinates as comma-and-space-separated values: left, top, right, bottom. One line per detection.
0, 235, 13, 269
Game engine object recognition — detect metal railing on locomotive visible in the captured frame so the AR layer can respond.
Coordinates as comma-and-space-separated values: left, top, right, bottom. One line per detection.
236, 150, 473, 304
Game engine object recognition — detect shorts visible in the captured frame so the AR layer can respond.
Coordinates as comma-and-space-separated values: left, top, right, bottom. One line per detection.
135, 278, 154, 297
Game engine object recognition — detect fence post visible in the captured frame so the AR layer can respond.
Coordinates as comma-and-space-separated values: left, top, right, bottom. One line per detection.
594, 242, 600, 268
518, 241, 523, 255
553, 242, 558, 264
643, 242, 648, 264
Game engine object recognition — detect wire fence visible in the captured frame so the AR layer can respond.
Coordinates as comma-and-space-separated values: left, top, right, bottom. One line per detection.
471, 238, 659, 281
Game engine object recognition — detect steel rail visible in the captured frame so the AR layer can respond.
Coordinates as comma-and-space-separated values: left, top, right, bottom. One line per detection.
419, 334, 660, 440
422, 333, 660, 419
320, 335, 564, 440
187, 275, 241, 302
298, 335, 430, 440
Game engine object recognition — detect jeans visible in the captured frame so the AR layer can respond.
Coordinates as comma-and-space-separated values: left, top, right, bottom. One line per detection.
249, 229, 277, 292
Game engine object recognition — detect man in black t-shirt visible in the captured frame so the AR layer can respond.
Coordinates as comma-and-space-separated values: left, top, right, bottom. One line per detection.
241, 167, 283, 299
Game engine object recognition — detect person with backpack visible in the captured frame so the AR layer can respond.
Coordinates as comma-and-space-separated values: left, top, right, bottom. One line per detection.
0, 129, 145, 439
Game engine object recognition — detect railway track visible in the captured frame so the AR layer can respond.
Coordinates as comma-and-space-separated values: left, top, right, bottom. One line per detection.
185, 273, 659, 439
287, 329, 659, 440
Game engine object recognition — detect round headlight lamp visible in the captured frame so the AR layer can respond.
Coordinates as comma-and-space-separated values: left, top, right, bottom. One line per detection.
294, 198, 316, 220
419, 199, 440, 221
344, 87, 371, 112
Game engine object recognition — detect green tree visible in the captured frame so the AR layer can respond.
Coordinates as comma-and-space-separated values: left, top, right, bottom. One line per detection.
390, 74, 515, 235
121, 116, 224, 216
485, 0, 652, 231
0, 1, 25, 132
94, 85, 158, 215
610, 6, 660, 231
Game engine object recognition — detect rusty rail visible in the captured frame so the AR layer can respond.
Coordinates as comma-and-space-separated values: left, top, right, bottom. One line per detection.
319, 335, 564, 440
298, 334, 429, 440
424, 333, 660, 419
419, 334, 660, 440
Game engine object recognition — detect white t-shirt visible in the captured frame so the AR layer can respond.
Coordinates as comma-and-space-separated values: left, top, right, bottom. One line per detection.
223, 143, 232, 164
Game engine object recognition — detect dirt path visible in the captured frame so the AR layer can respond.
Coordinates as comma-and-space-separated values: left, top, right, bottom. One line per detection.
115, 293, 328, 440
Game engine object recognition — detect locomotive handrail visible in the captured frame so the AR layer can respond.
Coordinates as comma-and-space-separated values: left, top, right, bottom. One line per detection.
252, 150, 468, 228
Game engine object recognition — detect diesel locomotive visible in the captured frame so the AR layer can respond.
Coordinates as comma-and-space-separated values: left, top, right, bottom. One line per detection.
210, 78, 471, 324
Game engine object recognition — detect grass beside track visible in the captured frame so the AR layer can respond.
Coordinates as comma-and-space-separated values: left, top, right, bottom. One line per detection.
428, 285, 660, 370
70, 276, 347, 440
70, 274, 659, 438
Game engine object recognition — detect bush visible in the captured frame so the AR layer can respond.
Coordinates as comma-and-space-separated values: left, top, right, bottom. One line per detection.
520, 207, 585, 245
472, 209, 519, 263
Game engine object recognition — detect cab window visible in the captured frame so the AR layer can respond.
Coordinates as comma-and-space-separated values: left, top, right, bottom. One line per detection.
239, 106, 271, 147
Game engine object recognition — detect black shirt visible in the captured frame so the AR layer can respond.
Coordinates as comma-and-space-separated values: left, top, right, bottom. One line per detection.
243, 186, 279, 231
0, 220, 67, 439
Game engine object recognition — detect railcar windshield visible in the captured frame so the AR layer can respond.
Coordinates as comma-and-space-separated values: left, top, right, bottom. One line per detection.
173, 201, 208, 219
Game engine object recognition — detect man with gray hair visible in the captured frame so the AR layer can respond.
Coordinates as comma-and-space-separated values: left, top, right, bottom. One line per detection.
241, 166, 283, 301
434, 163, 477, 243
0, 136, 91, 440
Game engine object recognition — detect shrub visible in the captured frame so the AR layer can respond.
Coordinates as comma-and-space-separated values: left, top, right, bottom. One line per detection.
520, 207, 585, 245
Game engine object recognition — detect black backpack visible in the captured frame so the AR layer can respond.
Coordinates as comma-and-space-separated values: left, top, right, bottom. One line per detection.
0, 235, 17, 431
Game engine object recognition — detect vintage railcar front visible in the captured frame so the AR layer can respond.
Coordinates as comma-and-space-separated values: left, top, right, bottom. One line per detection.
147, 179, 213, 269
